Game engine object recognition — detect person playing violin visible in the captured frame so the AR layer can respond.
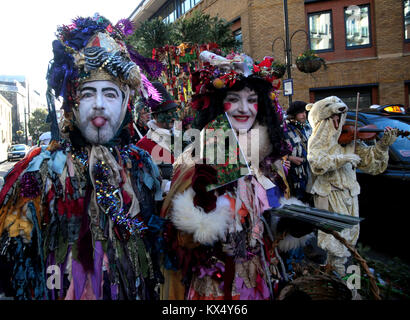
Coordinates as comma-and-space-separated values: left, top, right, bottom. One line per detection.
305, 96, 398, 277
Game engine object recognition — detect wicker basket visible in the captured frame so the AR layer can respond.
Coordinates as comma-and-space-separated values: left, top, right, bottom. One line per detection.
272, 64, 286, 78
279, 274, 352, 300
296, 58, 323, 73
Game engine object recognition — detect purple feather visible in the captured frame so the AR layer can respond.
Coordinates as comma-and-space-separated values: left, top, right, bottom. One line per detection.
127, 45, 165, 79
115, 19, 135, 36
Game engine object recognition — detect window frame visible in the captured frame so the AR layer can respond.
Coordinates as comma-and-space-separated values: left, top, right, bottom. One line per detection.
344, 3, 372, 50
233, 28, 243, 51
310, 83, 378, 110
308, 10, 335, 53
404, 0, 410, 43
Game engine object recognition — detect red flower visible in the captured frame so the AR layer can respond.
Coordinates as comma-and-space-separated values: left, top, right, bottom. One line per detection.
258, 57, 273, 68
106, 24, 113, 33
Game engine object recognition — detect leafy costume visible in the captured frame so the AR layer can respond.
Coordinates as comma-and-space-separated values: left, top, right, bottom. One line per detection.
0, 15, 165, 300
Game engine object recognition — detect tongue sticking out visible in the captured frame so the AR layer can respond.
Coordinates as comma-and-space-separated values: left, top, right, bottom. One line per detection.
92, 117, 107, 128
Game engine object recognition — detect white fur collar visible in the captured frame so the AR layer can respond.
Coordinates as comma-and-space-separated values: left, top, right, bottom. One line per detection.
171, 187, 233, 245
276, 196, 315, 252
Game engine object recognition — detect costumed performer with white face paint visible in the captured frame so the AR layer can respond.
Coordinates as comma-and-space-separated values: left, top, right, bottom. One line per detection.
159, 53, 321, 300
0, 14, 165, 300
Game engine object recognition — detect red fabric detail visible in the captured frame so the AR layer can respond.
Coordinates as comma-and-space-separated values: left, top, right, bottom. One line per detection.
91, 36, 100, 47
192, 164, 217, 213
122, 190, 131, 205
57, 199, 66, 217
73, 198, 84, 217
223, 256, 235, 300
136, 136, 174, 164
0, 147, 41, 205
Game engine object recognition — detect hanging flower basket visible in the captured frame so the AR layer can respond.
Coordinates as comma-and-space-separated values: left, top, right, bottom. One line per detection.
296, 58, 323, 73
272, 62, 286, 78
296, 50, 327, 74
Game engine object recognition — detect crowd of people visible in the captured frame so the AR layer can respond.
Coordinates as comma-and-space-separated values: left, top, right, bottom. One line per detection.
0, 14, 398, 300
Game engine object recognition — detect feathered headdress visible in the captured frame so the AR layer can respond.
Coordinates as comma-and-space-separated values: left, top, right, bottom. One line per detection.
46, 13, 164, 140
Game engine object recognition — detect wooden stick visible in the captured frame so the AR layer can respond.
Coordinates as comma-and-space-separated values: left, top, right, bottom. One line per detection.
353, 92, 360, 153
328, 230, 381, 300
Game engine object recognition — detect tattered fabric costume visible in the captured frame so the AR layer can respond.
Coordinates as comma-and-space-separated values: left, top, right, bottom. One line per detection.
0, 15, 165, 300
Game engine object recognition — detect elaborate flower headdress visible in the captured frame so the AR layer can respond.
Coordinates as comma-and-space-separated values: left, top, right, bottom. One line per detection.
190, 51, 282, 111
46, 14, 164, 140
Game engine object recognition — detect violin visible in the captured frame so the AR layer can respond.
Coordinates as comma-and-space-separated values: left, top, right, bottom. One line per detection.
338, 124, 410, 145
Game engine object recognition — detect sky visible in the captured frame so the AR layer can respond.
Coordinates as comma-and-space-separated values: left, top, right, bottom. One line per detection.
0, 0, 142, 94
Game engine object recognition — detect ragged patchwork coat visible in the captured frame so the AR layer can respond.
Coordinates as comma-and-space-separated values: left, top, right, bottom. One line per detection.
0, 139, 164, 300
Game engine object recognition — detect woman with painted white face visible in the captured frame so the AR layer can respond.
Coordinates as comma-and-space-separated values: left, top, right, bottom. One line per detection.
223, 87, 258, 132
158, 71, 319, 301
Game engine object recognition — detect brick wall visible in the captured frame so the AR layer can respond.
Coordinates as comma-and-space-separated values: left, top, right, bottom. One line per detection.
185, 0, 410, 109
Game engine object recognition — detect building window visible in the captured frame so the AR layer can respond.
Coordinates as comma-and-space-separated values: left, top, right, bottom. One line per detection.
344, 4, 371, 48
233, 29, 242, 51
157, 1, 177, 24
405, 0, 410, 41
181, 0, 192, 15
308, 11, 333, 52
311, 85, 377, 110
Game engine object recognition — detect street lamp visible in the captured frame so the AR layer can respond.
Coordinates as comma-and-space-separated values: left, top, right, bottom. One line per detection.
272, 0, 309, 106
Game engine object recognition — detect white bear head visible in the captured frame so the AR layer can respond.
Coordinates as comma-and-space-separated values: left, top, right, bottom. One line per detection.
306, 96, 349, 129
306, 96, 350, 151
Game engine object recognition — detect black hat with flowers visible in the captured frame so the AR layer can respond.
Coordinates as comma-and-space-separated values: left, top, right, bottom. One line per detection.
150, 82, 178, 114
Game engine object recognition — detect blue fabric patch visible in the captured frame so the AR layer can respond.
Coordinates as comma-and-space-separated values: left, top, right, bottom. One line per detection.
48, 150, 67, 175
26, 150, 51, 172
266, 186, 283, 208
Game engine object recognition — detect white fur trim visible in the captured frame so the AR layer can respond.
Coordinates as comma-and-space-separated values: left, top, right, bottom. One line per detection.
279, 196, 308, 207
278, 197, 314, 252
171, 188, 233, 245
278, 233, 315, 252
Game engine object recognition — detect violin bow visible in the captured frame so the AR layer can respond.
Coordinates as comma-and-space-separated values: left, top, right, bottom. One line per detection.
353, 92, 360, 153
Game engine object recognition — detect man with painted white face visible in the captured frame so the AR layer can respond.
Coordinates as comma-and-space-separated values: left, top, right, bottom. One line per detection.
0, 15, 164, 300
75, 81, 125, 144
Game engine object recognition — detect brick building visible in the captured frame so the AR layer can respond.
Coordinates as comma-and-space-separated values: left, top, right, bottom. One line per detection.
0, 94, 13, 162
0, 76, 49, 145
129, 0, 410, 110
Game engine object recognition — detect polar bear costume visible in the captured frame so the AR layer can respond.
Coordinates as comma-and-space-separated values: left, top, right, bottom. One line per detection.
306, 96, 397, 275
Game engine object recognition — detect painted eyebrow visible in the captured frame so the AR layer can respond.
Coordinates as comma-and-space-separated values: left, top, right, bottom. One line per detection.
80, 86, 97, 93
102, 87, 120, 96
80, 87, 119, 96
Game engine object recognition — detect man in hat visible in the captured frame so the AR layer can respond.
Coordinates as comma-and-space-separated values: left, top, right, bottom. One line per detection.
133, 99, 151, 143
284, 100, 313, 203
0, 14, 164, 300
136, 82, 179, 194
